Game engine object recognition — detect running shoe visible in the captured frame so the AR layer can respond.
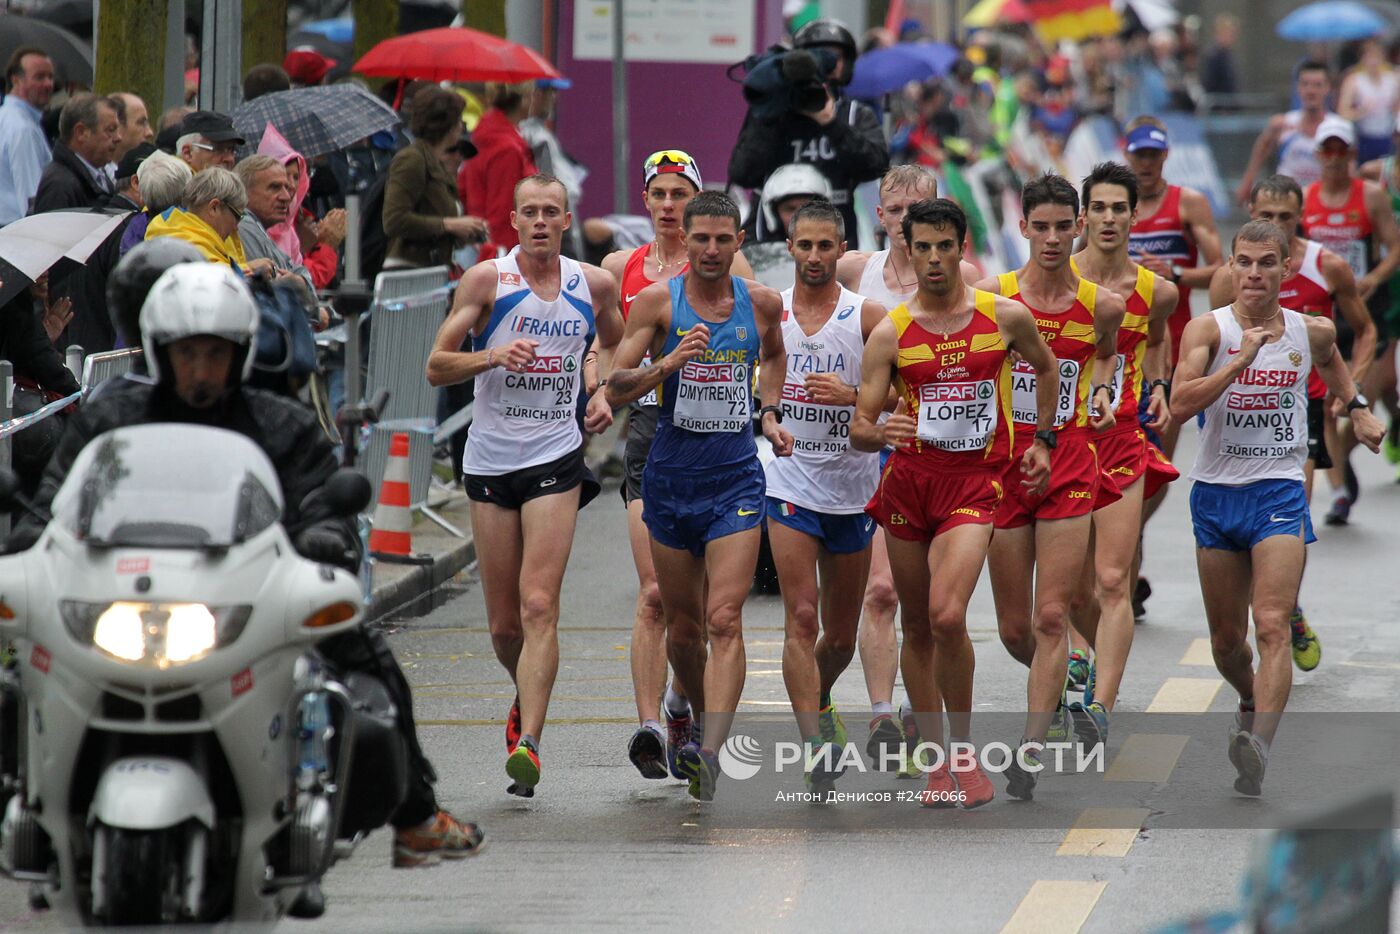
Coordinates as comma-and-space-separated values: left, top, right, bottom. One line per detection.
1066, 650, 1091, 692
818, 702, 849, 749
505, 737, 540, 795
393, 810, 487, 868
1004, 744, 1042, 801
1384, 425, 1400, 465
1046, 681, 1072, 744
1290, 608, 1321, 671
951, 758, 996, 810
918, 760, 959, 809
866, 714, 904, 769
676, 743, 719, 802
664, 704, 693, 781
897, 743, 927, 780
628, 724, 668, 780
1083, 660, 1097, 708
1071, 701, 1109, 749
1324, 493, 1351, 527
804, 742, 841, 796
1232, 700, 1255, 736
1227, 730, 1267, 796
505, 695, 521, 752
1132, 577, 1152, 622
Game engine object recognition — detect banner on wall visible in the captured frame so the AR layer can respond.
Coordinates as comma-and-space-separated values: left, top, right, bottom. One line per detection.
573, 0, 757, 64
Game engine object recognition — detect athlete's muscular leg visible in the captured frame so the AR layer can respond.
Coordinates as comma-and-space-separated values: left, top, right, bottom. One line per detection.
927, 522, 995, 741
651, 540, 709, 716
1025, 514, 1093, 743
858, 534, 900, 708
1089, 478, 1146, 710
884, 533, 942, 748
627, 500, 670, 724
512, 488, 582, 739
773, 520, 826, 740
470, 501, 526, 677
814, 546, 870, 698
989, 526, 1036, 668
1198, 546, 1256, 708
698, 527, 762, 750
1069, 524, 1099, 649
1248, 534, 1306, 744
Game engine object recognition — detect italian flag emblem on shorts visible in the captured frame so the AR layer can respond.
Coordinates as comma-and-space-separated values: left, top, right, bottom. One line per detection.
778, 502, 796, 517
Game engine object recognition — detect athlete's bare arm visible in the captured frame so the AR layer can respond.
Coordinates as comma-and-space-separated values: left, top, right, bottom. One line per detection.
995, 297, 1055, 492
604, 282, 684, 407
972, 273, 1003, 295
1179, 187, 1225, 289
1306, 315, 1384, 450
1358, 159, 1385, 183
750, 281, 795, 457
587, 252, 630, 394
805, 299, 887, 409
1170, 314, 1246, 421
1090, 290, 1126, 430
1359, 181, 1400, 297
836, 250, 873, 291
1319, 248, 1377, 385
1237, 114, 1287, 205
852, 317, 905, 453
581, 265, 624, 432
1143, 276, 1180, 430
1207, 263, 1235, 308
427, 261, 537, 386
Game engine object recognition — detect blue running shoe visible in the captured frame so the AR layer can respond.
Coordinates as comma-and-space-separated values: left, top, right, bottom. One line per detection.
628, 724, 668, 780
677, 743, 719, 801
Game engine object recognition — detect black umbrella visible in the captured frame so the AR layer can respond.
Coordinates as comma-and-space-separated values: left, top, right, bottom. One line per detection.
0, 14, 93, 87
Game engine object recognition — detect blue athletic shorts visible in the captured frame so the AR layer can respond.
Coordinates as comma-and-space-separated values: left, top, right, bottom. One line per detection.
765, 498, 876, 554
642, 459, 765, 556
1189, 478, 1317, 552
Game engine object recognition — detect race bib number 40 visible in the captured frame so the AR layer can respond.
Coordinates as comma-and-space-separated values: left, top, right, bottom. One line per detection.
675, 361, 750, 432
917, 380, 997, 451
501, 354, 577, 421
1219, 389, 1303, 459
782, 381, 851, 455
1011, 358, 1079, 427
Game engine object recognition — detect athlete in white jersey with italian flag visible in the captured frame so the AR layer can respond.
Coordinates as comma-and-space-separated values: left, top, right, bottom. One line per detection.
1171, 220, 1382, 797
428, 174, 624, 798
766, 198, 885, 794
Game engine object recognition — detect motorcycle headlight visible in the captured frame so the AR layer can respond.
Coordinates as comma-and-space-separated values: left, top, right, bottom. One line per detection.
60, 601, 252, 667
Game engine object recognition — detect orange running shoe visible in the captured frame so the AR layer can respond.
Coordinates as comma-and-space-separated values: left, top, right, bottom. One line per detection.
918, 761, 958, 809
393, 810, 486, 868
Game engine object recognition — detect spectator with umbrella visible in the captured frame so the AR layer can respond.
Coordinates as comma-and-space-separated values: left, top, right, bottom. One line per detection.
383, 85, 485, 270
464, 81, 537, 253
0, 48, 55, 225
256, 122, 345, 289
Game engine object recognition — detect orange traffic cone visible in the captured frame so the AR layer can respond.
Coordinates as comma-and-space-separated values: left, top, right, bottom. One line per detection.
369, 432, 414, 558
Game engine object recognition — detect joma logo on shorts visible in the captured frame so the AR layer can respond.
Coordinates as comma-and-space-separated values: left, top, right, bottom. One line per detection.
951, 508, 982, 517
1067, 490, 1092, 500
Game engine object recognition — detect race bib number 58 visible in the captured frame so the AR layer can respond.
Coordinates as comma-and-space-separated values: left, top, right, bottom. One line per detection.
1011, 358, 1079, 427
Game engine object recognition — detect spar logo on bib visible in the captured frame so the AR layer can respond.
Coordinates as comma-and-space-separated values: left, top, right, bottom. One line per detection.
524, 356, 568, 374
1059, 361, 1077, 380
1227, 391, 1278, 410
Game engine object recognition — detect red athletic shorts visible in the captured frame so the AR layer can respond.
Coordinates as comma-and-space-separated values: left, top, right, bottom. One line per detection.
1093, 423, 1179, 509
866, 453, 1004, 542
995, 428, 1106, 530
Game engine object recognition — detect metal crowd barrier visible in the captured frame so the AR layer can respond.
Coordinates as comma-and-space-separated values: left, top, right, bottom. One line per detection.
373, 266, 450, 306
80, 348, 142, 396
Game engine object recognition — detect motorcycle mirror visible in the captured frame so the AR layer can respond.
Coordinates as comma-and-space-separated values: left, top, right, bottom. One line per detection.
323, 469, 373, 516
0, 470, 19, 509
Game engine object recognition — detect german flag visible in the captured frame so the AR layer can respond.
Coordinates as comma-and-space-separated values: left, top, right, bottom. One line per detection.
1024, 0, 1122, 43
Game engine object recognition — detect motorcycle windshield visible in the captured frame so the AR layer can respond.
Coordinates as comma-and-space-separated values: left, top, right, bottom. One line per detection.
51, 424, 286, 548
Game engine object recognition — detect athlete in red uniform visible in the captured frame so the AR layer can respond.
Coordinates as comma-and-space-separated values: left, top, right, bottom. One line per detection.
855, 198, 1057, 810
1066, 163, 1180, 746
598, 150, 754, 781
974, 174, 1125, 801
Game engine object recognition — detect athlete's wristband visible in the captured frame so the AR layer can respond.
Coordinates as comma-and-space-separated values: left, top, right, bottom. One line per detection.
486, 347, 496, 369
1150, 378, 1171, 402
759, 404, 784, 424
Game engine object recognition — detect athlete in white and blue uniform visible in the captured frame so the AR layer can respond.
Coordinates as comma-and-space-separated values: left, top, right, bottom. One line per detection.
763, 198, 886, 793
1171, 221, 1383, 800
605, 191, 790, 802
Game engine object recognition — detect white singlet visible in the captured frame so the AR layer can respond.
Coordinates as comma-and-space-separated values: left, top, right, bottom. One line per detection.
764, 286, 879, 513
1191, 306, 1311, 486
858, 250, 916, 313
463, 248, 595, 476
1276, 110, 1337, 191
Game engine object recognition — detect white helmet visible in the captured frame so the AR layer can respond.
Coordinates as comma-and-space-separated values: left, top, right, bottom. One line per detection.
760, 163, 833, 234
139, 263, 260, 383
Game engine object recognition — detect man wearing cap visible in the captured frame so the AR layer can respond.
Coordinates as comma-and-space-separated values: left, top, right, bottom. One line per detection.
107, 142, 156, 213
1301, 116, 1400, 526
177, 110, 245, 173
284, 48, 336, 88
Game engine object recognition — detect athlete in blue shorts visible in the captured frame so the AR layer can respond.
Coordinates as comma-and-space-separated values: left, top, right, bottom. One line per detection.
1171, 221, 1382, 797
763, 199, 887, 794
605, 191, 791, 800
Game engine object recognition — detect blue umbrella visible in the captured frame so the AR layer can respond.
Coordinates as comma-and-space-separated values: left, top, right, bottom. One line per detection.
1277, 1, 1387, 42
300, 17, 354, 44
845, 42, 960, 101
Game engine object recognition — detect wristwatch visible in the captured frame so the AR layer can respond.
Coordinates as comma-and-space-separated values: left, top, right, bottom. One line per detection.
1168, 263, 1183, 283
1346, 393, 1370, 412
1033, 428, 1058, 450
759, 404, 784, 423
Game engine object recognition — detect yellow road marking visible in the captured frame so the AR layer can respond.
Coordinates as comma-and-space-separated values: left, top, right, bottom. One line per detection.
1179, 638, 1215, 667
1056, 808, 1150, 857
1000, 880, 1107, 933
1145, 678, 1221, 713
1104, 734, 1189, 783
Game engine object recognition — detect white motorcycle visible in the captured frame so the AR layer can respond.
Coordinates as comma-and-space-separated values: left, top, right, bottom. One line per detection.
0, 423, 395, 925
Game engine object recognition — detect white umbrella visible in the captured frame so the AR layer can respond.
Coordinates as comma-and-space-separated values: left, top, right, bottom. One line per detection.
0, 210, 131, 280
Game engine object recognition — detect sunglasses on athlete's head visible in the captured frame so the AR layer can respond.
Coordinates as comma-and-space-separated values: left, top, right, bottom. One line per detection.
644, 149, 697, 169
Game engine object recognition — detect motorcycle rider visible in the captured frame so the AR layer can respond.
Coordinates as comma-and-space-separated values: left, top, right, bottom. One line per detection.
6, 260, 484, 912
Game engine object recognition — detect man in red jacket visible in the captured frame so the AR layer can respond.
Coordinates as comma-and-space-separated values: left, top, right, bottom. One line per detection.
464, 83, 537, 254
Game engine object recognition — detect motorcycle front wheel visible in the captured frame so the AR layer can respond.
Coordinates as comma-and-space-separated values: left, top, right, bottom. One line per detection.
99, 827, 182, 925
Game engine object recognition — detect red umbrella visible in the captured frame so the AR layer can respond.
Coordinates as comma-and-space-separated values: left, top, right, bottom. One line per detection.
352, 27, 561, 83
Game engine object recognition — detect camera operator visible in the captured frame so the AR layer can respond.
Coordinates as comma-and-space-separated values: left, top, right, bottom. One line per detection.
727, 18, 888, 248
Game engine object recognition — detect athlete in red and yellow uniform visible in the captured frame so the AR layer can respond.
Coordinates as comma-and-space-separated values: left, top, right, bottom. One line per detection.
854, 198, 1059, 812
973, 174, 1124, 803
